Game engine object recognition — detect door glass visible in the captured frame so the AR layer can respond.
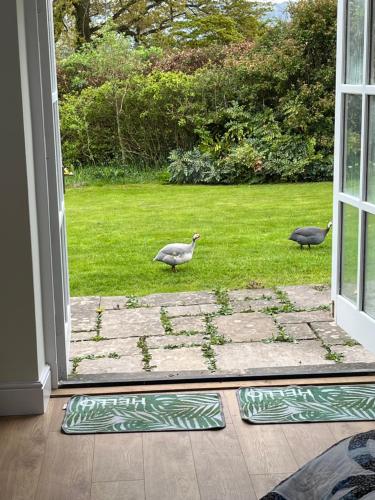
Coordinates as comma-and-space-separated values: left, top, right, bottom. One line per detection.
341, 203, 359, 303
343, 94, 362, 197
346, 0, 365, 84
368, 97, 375, 202
364, 214, 375, 318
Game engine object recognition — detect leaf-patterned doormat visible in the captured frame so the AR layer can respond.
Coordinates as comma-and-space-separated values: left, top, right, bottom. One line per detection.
238, 385, 375, 424
62, 392, 225, 434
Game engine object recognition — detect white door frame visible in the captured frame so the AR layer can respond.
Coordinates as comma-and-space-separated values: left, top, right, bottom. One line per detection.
332, 0, 375, 351
23, 0, 71, 387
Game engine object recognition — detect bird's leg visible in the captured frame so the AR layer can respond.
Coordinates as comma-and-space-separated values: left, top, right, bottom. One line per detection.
308, 244, 311, 250
172, 266, 177, 273
300, 244, 303, 250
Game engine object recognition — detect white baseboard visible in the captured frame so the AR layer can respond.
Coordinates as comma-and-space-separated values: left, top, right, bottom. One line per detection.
0, 364, 51, 415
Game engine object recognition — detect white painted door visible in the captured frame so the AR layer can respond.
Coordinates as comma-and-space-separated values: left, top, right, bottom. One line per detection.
333, 0, 375, 350
37, 0, 71, 379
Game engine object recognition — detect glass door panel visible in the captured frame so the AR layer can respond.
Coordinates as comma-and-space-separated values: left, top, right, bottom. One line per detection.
341, 204, 359, 302
364, 213, 375, 318
346, 0, 365, 83
343, 94, 362, 196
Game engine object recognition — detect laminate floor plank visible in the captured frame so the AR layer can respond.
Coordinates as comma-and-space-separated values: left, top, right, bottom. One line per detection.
35, 432, 94, 500
48, 397, 69, 432
250, 474, 288, 499
327, 420, 375, 441
190, 424, 256, 499
281, 423, 337, 467
143, 431, 200, 500
90, 480, 145, 500
0, 415, 48, 500
92, 433, 144, 482
232, 416, 298, 475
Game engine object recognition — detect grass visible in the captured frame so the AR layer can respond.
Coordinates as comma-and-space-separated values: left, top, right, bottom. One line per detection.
65, 182, 333, 296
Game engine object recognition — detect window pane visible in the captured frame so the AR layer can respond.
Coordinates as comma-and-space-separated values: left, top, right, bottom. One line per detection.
343, 94, 362, 197
346, 0, 365, 84
368, 97, 375, 203
364, 214, 375, 318
341, 204, 359, 303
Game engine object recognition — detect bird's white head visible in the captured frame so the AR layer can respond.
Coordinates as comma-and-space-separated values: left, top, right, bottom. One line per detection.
193, 233, 201, 241
327, 221, 333, 229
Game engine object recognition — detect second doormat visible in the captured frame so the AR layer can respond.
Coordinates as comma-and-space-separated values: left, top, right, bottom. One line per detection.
238, 385, 375, 424
62, 392, 225, 434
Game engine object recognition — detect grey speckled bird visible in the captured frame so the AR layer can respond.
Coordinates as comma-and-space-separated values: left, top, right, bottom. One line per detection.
153, 233, 201, 271
289, 222, 332, 249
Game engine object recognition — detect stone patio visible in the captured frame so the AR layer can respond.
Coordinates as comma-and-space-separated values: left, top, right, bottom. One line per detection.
69, 285, 375, 379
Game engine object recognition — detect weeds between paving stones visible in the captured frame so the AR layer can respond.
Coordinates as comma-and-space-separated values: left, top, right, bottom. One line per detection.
344, 339, 360, 347
178, 329, 202, 336
90, 308, 108, 341
202, 343, 217, 371
201, 314, 231, 372
325, 346, 344, 363
164, 343, 202, 350
71, 353, 120, 374
127, 295, 140, 309
214, 287, 233, 315
204, 314, 229, 345
137, 336, 155, 371
263, 324, 296, 344
160, 307, 173, 335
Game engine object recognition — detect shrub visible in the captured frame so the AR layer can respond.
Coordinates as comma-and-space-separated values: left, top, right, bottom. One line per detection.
168, 149, 217, 184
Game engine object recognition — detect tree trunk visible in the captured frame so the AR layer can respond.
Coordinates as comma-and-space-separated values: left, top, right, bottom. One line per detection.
73, 0, 91, 48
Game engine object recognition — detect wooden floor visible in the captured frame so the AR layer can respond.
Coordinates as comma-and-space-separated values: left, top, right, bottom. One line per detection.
1, 388, 375, 500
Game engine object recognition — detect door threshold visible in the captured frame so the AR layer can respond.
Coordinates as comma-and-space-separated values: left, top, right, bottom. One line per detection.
54, 363, 375, 395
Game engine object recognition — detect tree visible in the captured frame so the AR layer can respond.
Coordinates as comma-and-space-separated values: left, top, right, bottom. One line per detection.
53, 0, 270, 50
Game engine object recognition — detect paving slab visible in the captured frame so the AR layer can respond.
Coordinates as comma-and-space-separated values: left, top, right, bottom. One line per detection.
70, 296, 100, 332
214, 340, 334, 372
335, 345, 375, 364
170, 316, 206, 333
214, 313, 278, 342
70, 338, 140, 358
310, 321, 353, 345
139, 291, 216, 307
275, 310, 333, 324
100, 296, 128, 310
76, 355, 144, 374
281, 285, 331, 309
101, 307, 164, 338
228, 289, 276, 301
282, 323, 317, 340
150, 347, 209, 372
231, 299, 282, 313
71, 330, 96, 342
166, 303, 219, 317
147, 334, 205, 349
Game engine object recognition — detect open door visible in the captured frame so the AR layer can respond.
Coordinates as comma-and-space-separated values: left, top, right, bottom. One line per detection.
333, 0, 375, 350
37, 0, 71, 380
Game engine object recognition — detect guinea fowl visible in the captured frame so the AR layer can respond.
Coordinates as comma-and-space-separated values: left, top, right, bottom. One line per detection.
153, 233, 201, 271
289, 222, 332, 249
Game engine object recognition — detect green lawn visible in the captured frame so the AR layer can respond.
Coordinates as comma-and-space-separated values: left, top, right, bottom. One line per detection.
66, 182, 333, 297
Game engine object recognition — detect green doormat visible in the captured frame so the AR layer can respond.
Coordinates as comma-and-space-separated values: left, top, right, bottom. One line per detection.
62, 392, 225, 434
238, 385, 375, 424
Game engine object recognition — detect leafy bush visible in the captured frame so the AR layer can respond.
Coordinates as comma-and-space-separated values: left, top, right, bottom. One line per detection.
58, 0, 336, 184
168, 149, 216, 184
